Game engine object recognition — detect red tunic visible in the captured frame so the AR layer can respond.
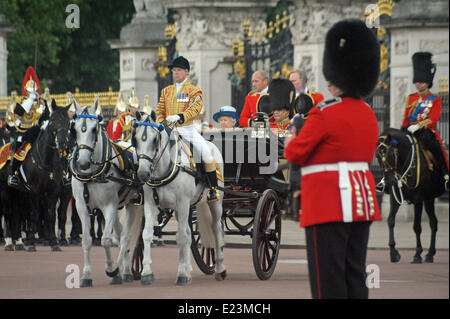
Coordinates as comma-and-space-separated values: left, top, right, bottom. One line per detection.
284, 97, 382, 227
310, 91, 324, 106
106, 115, 125, 141
239, 92, 260, 128
401, 92, 448, 169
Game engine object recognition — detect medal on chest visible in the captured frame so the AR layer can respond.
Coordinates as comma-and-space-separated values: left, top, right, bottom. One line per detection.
177, 93, 189, 103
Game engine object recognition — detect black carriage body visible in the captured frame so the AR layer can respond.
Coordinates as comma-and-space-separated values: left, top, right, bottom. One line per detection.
202, 128, 288, 194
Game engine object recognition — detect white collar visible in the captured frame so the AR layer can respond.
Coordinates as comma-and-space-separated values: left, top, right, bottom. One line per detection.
258, 87, 268, 95
176, 78, 188, 93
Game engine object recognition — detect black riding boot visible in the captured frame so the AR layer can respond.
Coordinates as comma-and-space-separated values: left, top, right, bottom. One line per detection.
205, 171, 220, 202
8, 154, 21, 187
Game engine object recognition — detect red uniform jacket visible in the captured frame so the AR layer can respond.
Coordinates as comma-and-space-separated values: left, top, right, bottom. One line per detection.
106, 115, 125, 141
402, 92, 448, 169
310, 91, 324, 106
239, 92, 261, 128
285, 97, 382, 227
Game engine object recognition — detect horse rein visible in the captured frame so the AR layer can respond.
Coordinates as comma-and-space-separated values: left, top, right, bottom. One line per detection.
376, 134, 419, 204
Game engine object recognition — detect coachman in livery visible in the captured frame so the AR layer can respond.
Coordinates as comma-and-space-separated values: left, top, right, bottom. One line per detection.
156, 56, 220, 202
401, 52, 449, 190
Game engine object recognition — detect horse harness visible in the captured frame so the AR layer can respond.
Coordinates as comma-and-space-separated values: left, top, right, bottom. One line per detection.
19, 118, 69, 191
70, 113, 140, 215
376, 133, 422, 204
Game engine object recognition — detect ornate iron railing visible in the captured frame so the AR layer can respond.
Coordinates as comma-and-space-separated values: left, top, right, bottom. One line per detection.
229, 10, 294, 113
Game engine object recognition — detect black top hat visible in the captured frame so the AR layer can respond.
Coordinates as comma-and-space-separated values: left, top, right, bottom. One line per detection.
412, 52, 436, 88
323, 19, 380, 99
169, 56, 190, 71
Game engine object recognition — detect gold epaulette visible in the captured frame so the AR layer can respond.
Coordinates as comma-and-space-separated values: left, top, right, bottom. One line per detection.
248, 90, 257, 96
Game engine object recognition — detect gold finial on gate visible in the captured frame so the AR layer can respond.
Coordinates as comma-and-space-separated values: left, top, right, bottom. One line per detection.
281, 10, 290, 30
275, 14, 281, 34
165, 23, 176, 40
243, 20, 252, 40
267, 21, 274, 39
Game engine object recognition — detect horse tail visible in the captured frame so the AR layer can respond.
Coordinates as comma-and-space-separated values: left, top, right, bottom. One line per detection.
127, 206, 143, 254
118, 205, 143, 253
195, 141, 225, 249
196, 202, 224, 248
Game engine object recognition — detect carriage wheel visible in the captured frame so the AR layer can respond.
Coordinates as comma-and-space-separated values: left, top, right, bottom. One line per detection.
189, 209, 215, 275
252, 189, 282, 280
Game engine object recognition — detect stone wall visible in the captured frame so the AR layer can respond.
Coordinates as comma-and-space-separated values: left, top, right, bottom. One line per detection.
0, 15, 14, 97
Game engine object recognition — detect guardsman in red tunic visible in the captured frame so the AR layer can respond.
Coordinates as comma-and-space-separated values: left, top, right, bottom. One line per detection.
401, 52, 449, 189
285, 19, 382, 299
239, 70, 269, 127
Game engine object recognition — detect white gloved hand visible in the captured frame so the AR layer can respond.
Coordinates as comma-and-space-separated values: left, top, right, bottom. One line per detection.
21, 93, 38, 113
407, 124, 421, 134
166, 114, 181, 123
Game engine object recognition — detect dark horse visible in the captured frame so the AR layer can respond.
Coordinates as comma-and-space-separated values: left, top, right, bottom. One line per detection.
375, 127, 446, 263
0, 100, 71, 251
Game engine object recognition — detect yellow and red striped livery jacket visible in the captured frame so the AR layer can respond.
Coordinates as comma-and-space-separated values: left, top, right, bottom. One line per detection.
156, 80, 203, 127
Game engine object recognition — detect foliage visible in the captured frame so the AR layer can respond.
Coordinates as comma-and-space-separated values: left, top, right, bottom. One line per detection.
0, 0, 135, 95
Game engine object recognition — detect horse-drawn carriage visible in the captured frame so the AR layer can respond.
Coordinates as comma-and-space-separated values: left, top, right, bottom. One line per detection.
132, 118, 293, 281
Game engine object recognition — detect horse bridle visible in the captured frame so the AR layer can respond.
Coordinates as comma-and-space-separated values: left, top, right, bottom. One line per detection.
73, 113, 102, 163
376, 137, 398, 175
134, 120, 167, 168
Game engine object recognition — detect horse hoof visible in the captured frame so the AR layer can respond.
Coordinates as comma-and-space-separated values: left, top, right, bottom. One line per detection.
133, 272, 141, 281
15, 244, 25, 251
157, 240, 165, 247
390, 251, 401, 263
109, 275, 122, 285
80, 279, 93, 287
411, 256, 422, 264
424, 255, 434, 263
59, 239, 68, 246
141, 274, 155, 285
25, 245, 36, 252
51, 245, 62, 252
214, 270, 227, 281
4, 244, 14, 251
175, 276, 191, 286
105, 267, 119, 278
122, 274, 134, 283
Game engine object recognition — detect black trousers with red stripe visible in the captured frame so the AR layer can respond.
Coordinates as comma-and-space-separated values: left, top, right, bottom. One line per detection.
305, 221, 372, 299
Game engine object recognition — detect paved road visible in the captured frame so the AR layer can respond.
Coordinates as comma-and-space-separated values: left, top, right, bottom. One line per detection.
0, 243, 448, 300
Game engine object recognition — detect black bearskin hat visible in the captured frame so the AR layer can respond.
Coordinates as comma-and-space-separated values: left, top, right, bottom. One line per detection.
412, 52, 436, 88
323, 19, 380, 99
268, 78, 296, 111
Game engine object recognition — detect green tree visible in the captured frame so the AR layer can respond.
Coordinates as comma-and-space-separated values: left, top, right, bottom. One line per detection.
0, 0, 135, 95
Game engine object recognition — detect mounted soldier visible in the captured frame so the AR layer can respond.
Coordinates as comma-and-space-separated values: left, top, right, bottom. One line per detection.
8, 67, 49, 187
401, 52, 449, 190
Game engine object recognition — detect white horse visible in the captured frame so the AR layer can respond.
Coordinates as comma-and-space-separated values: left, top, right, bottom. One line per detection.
133, 111, 226, 285
70, 99, 143, 287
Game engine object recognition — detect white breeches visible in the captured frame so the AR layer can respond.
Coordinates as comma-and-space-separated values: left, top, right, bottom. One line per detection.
176, 125, 214, 163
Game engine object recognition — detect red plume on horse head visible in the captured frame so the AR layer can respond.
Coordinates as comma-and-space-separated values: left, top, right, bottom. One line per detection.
22, 66, 41, 96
